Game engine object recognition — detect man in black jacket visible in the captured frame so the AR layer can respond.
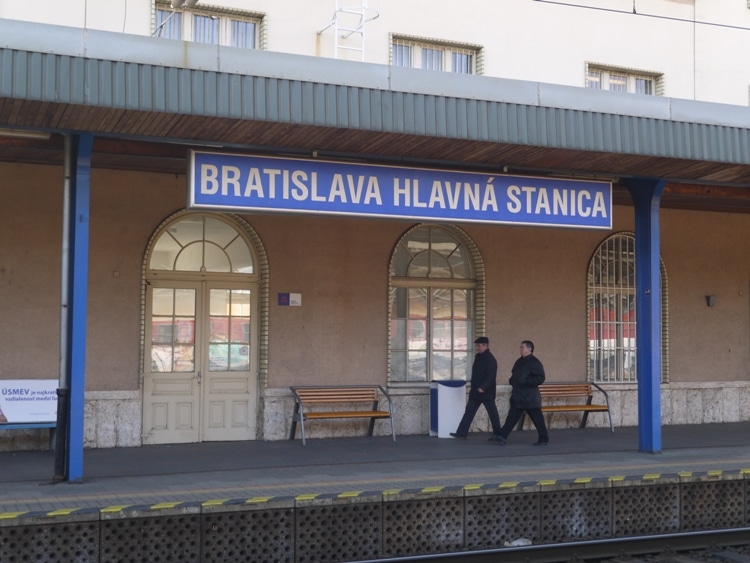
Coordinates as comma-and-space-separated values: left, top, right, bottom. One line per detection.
495, 340, 549, 446
450, 336, 502, 439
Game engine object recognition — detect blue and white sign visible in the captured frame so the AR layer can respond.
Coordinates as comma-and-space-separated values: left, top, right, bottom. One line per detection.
0, 379, 58, 423
188, 152, 612, 229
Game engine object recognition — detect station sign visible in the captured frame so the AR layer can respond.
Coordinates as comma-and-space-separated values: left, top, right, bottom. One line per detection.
188, 151, 612, 229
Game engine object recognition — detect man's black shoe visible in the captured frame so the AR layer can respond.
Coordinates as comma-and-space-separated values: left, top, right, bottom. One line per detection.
488, 434, 502, 441
495, 435, 507, 445
532, 440, 549, 446
449, 432, 467, 440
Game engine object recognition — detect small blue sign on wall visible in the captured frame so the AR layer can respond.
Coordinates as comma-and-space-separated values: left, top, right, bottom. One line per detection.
188, 151, 612, 230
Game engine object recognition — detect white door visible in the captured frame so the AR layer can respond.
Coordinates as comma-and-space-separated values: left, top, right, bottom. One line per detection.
142, 281, 257, 444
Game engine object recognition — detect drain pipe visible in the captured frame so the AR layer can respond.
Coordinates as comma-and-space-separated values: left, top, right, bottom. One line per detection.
53, 135, 72, 482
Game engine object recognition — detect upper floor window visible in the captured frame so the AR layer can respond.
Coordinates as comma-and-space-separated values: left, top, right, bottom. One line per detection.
586, 64, 662, 95
155, 2, 262, 49
391, 36, 481, 74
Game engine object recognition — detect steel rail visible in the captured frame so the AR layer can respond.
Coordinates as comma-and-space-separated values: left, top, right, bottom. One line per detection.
354, 527, 750, 563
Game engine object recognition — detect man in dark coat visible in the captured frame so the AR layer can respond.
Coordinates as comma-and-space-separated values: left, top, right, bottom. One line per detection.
495, 340, 549, 446
450, 336, 502, 439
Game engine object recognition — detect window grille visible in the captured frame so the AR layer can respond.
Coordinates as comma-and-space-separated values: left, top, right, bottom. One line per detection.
587, 233, 668, 383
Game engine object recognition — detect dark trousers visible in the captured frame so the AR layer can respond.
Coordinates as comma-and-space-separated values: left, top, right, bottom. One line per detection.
455, 396, 502, 436
499, 406, 549, 442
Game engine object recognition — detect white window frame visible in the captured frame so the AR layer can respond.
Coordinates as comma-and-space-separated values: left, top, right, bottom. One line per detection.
586, 63, 663, 96
154, 2, 263, 49
391, 35, 482, 75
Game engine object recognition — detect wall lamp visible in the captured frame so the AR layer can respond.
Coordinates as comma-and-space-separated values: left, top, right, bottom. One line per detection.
0, 128, 51, 141
705, 295, 717, 307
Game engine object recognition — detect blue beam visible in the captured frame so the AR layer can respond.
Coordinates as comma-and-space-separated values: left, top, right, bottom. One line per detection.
625, 178, 666, 454
66, 134, 93, 482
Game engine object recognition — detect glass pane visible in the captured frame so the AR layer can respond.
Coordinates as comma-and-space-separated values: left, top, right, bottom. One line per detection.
432, 288, 452, 319
391, 287, 407, 318
226, 237, 254, 273
454, 320, 469, 351
194, 14, 219, 44
229, 343, 250, 370
175, 319, 195, 344
451, 52, 472, 74
205, 217, 237, 248
231, 319, 250, 344
609, 73, 627, 92
204, 243, 231, 272
407, 352, 427, 381
208, 343, 229, 371
174, 345, 195, 372
231, 20, 256, 48
175, 289, 195, 316
175, 243, 203, 271
151, 345, 173, 372
586, 70, 601, 89
453, 352, 469, 380
432, 352, 452, 380
156, 10, 181, 39
404, 228, 430, 254
150, 235, 181, 270
449, 251, 471, 279
391, 319, 406, 349
408, 288, 427, 319
152, 317, 173, 344
210, 289, 230, 315
432, 320, 451, 350
428, 251, 451, 278
392, 244, 412, 277
210, 318, 229, 342
230, 289, 251, 315
453, 290, 468, 320
152, 288, 174, 316
407, 320, 427, 350
392, 44, 411, 67
391, 351, 406, 382
169, 217, 204, 246
408, 252, 430, 277
422, 48, 442, 70
431, 228, 458, 257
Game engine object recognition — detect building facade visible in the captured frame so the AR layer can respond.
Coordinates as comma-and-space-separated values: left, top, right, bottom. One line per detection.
0, 1, 748, 458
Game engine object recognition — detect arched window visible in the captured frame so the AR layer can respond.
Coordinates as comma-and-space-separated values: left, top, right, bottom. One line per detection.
587, 232, 669, 383
149, 214, 254, 273
389, 224, 484, 383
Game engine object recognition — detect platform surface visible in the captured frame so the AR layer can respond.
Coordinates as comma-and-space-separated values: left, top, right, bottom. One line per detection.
2, 422, 749, 516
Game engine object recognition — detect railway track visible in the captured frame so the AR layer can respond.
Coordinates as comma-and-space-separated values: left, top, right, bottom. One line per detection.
356, 528, 750, 563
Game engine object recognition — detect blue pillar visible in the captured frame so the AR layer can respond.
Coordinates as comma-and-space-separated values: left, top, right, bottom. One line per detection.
625, 178, 666, 454
66, 134, 92, 482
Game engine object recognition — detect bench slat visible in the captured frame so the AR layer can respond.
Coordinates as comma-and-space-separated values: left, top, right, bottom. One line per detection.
289, 385, 396, 445
517, 382, 614, 432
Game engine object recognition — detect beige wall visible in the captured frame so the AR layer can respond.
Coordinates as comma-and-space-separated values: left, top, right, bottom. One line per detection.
1, 162, 749, 445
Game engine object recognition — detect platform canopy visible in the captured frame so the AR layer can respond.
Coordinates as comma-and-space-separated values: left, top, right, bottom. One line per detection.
1, 19, 750, 213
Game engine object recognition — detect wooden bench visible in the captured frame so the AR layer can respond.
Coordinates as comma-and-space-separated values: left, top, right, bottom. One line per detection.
289, 385, 396, 445
516, 382, 614, 432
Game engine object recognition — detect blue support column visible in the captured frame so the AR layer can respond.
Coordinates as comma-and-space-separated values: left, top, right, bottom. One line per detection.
66, 134, 93, 482
625, 178, 666, 454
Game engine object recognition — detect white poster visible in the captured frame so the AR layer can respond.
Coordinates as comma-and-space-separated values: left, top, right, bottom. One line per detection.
0, 380, 58, 423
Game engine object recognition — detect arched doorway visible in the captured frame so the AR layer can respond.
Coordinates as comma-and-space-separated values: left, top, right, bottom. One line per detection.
141, 212, 267, 444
